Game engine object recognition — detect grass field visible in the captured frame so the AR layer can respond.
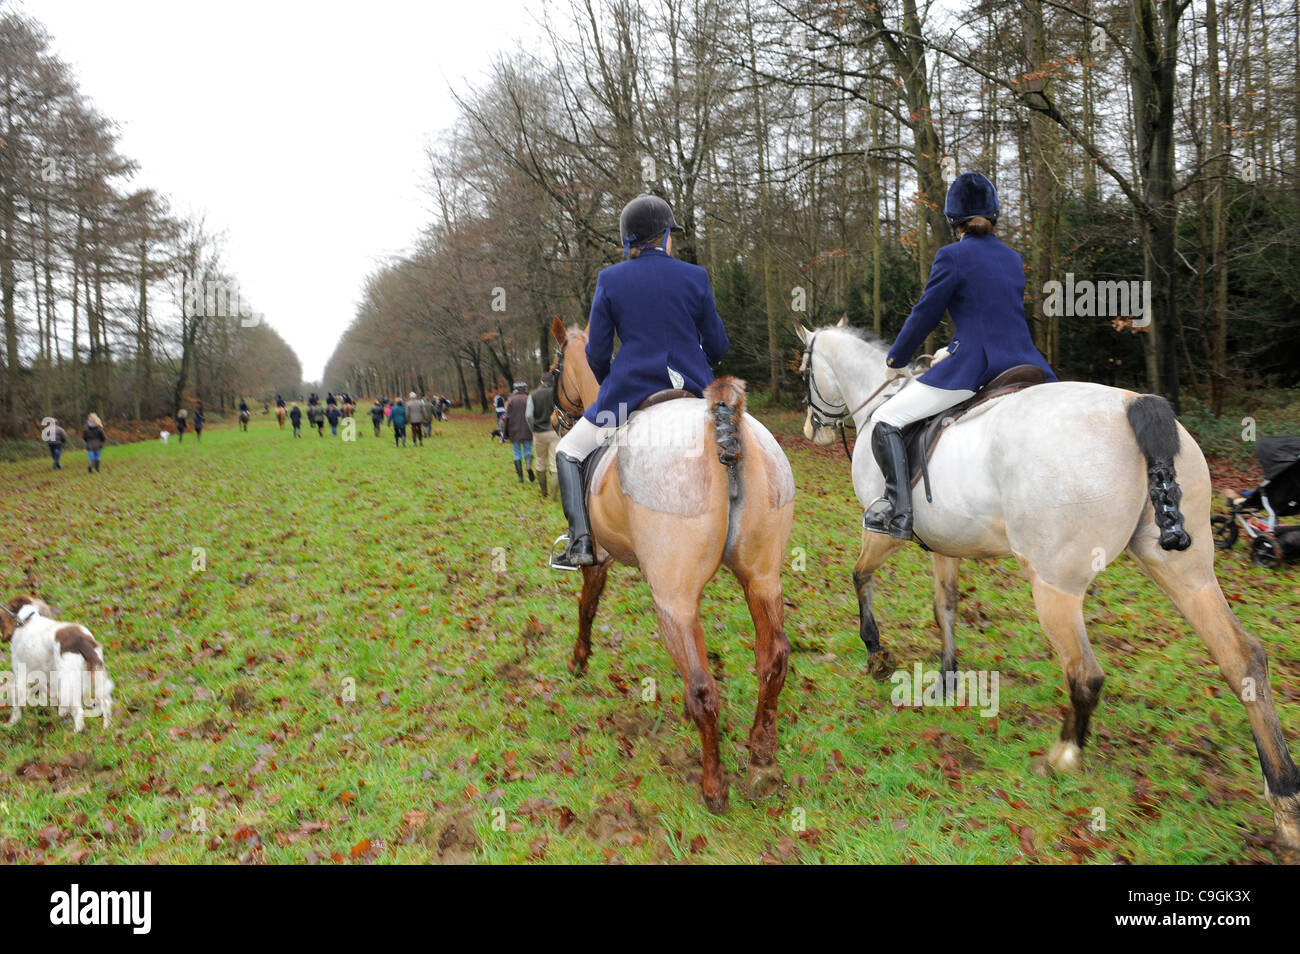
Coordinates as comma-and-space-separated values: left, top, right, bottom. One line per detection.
0, 407, 1296, 864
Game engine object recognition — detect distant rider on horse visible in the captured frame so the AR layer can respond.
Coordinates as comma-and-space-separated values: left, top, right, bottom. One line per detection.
864, 172, 1056, 540
553, 193, 730, 569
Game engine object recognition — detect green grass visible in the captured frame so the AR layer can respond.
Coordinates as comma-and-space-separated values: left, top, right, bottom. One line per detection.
0, 408, 1296, 864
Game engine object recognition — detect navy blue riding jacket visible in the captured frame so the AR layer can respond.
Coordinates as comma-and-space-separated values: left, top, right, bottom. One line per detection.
583, 246, 729, 425
886, 233, 1056, 391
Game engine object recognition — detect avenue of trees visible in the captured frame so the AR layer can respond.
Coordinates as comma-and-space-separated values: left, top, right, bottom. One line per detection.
0, 11, 302, 437
326, 0, 1300, 414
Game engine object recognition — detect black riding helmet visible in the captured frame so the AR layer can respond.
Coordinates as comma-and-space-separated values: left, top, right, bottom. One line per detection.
619, 194, 683, 256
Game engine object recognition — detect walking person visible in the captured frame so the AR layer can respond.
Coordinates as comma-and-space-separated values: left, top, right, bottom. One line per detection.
504, 381, 534, 484
308, 402, 326, 436
289, 402, 302, 437
527, 374, 559, 499
83, 413, 106, 474
406, 391, 427, 446
194, 403, 206, 442
390, 398, 407, 447
41, 417, 67, 470
175, 407, 188, 442
370, 398, 385, 437
326, 403, 341, 437
553, 194, 729, 568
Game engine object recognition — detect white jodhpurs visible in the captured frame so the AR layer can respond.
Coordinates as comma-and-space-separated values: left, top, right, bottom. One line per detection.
870, 380, 976, 429
555, 417, 611, 462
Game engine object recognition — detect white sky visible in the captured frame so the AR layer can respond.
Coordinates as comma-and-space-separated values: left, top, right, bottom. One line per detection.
19, 0, 541, 380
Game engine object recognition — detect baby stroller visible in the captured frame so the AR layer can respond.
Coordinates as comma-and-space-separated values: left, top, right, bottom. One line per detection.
1213, 435, 1300, 569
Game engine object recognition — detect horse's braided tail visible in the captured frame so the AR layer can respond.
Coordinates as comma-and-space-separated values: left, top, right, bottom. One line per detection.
1125, 394, 1192, 551
704, 376, 747, 501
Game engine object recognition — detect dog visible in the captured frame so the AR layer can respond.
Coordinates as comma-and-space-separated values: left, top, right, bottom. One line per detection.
160, 430, 170, 443
1, 596, 113, 732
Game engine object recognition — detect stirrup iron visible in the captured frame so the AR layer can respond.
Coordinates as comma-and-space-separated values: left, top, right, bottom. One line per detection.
549, 534, 580, 572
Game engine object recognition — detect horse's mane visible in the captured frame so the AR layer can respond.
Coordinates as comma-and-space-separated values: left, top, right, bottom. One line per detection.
816, 322, 889, 355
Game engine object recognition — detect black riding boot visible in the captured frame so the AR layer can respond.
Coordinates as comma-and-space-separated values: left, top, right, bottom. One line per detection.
514, 459, 524, 483
556, 452, 594, 567
863, 422, 913, 539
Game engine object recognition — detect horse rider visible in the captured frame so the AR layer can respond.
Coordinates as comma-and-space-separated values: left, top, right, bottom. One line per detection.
864, 172, 1057, 540
552, 193, 729, 569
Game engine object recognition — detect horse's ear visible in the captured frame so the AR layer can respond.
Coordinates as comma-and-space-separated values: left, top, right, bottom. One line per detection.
794, 320, 810, 344
550, 316, 566, 345
837, 314, 849, 328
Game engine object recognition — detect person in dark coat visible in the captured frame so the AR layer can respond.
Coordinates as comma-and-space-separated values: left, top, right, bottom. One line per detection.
389, 399, 407, 447
503, 381, 534, 483
307, 402, 325, 436
41, 417, 67, 470
369, 399, 385, 437
527, 375, 558, 499
552, 194, 729, 568
326, 403, 341, 436
194, 403, 206, 441
863, 171, 1058, 539
175, 407, 188, 442
83, 413, 106, 473
289, 402, 302, 437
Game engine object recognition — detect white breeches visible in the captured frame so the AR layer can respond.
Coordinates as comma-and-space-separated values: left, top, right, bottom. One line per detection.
555, 417, 611, 462
870, 381, 976, 429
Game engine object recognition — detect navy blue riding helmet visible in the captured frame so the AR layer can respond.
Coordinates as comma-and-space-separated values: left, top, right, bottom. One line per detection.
944, 171, 1000, 229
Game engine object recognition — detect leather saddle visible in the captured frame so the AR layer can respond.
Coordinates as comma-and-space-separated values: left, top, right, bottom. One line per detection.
900, 364, 1048, 490
582, 389, 697, 494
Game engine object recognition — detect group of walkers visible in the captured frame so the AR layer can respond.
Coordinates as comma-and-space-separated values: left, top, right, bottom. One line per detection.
495, 376, 560, 499
173, 403, 207, 442
369, 393, 450, 447
39, 414, 107, 473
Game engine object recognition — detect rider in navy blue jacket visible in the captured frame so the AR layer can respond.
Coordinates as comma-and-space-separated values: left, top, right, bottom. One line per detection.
553, 194, 729, 569
884, 225, 1055, 393
865, 172, 1056, 540
582, 244, 729, 426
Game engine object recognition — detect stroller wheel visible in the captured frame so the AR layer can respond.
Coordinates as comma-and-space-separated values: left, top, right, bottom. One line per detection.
1210, 514, 1238, 550
1250, 533, 1283, 570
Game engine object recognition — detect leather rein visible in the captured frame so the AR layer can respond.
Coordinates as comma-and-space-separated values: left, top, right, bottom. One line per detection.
801, 333, 928, 458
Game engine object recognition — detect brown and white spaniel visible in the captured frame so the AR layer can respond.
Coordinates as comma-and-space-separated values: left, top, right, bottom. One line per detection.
1, 596, 113, 733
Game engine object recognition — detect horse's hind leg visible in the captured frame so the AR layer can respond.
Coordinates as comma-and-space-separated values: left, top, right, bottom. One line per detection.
733, 567, 790, 799
1027, 571, 1106, 773
1129, 536, 1300, 854
853, 530, 905, 679
651, 591, 727, 812
570, 561, 609, 676
933, 553, 961, 681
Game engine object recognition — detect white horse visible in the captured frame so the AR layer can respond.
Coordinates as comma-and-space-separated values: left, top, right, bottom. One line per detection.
798, 318, 1300, 856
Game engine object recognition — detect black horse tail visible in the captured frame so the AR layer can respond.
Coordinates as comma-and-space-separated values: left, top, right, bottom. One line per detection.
705, 377, 747, 502
1126, 394, 1192, 551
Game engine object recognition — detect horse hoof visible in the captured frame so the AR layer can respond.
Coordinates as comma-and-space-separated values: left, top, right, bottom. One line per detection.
703, 789, 729, 814
745, 763, 784, 800
1047, 740, 1083, 774
867, 649, 896, 682
568, 656, 588, 677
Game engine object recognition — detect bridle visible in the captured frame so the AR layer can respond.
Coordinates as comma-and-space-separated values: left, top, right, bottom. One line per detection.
550, 332, 588, 435
801, 332, 924, 458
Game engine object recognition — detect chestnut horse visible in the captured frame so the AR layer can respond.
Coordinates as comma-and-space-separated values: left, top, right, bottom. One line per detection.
549, 317, 796, 811
275, 405, 287, 429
